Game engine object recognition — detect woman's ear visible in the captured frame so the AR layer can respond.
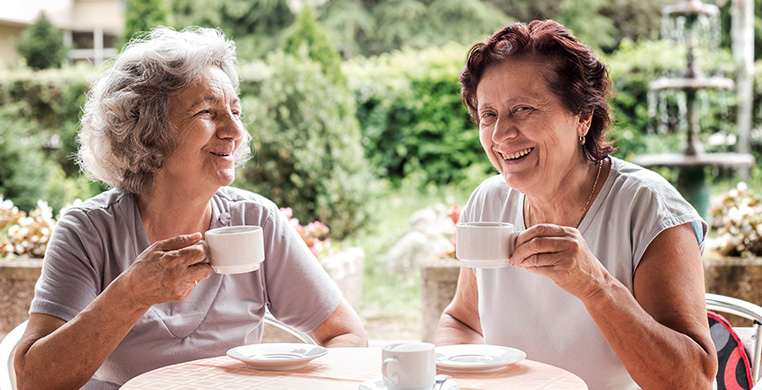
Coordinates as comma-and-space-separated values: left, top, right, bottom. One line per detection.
577, 110, 593, 136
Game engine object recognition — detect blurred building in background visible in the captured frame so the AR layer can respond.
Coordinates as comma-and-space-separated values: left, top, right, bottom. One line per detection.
0, 0, 125, 67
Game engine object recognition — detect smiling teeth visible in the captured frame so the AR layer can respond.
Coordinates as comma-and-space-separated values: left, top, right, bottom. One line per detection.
503, 148, 533, 160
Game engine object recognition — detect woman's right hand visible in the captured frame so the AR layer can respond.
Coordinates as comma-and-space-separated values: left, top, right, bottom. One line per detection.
118, 232, 212, 309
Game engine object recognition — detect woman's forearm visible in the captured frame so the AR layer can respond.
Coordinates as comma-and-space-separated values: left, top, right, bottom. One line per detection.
433, 312, 484, 346
583, 276, 716, 390
15, 278, 150, 390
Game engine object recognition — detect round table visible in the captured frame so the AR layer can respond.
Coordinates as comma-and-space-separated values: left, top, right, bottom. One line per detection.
122, 347, 588, 389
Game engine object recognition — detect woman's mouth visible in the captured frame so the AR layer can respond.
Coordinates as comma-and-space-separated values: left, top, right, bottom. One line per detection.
500, 147, 534, 161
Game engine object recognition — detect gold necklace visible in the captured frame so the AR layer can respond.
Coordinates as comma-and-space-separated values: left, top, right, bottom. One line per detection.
526, 159, 604, 228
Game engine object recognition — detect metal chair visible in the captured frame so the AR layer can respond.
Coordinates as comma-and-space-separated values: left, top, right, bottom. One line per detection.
706, 293, 762, 388
0, 320, 26, 390
263, 310, 317, 345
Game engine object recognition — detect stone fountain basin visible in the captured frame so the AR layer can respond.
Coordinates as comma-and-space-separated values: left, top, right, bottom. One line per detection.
633, 152, 754, 168
649, 77, 734, 92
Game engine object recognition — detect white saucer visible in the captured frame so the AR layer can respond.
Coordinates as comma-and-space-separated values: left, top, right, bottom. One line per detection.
227, 343, 327, 371
358, 378, 459, 390
435, 344, 525, 373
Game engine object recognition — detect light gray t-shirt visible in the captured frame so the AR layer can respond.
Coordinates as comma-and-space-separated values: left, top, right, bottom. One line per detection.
461, 156, 706, 390
31, 187, 342, 388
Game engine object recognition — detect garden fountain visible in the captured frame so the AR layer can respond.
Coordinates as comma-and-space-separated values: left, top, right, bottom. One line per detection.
633, 0, 754, 217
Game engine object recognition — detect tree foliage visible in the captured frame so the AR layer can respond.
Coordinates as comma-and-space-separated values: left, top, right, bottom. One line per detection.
123, 0, 170, 43
283, 4, 346, 86
15, 12, 66, 70
236, 52, 377, 239
169, 0, 295, 60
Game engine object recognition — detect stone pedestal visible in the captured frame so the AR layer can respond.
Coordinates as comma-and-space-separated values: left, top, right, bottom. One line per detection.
0, 257, 43, 334
320, 247, 365, 310
704, 255, 762, 307
420, 259, 460, 343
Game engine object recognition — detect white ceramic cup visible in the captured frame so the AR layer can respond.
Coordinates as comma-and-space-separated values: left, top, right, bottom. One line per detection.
200, 225, 265, 274
456, 222, 520, 268
381, 342, 436, 390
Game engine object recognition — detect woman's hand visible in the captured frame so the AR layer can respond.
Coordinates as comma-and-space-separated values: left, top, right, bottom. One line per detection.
510, 223, 609, 301
118, 232, 212, 309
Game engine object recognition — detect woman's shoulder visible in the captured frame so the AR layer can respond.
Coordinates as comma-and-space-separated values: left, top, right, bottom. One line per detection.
608, 156, 681, 196
59, 189, 134, 220
604, 156, 700, 219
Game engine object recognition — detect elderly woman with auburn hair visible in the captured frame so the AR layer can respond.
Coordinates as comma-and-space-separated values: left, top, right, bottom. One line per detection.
434, 20, 716, 389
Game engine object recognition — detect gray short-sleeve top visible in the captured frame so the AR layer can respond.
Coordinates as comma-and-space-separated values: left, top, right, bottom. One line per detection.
30, 187, 342, 388
461, 156, 706, 390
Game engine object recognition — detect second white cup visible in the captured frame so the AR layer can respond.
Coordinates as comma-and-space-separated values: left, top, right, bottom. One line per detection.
381, 342, 435, 390
456, 222, 520, 268
200, 225, 265, 274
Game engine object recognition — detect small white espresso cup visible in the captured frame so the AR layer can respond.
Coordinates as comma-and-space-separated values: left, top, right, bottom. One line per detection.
200, 225, 265, 274
456, 222, 520, 268
381, 342, 436, 390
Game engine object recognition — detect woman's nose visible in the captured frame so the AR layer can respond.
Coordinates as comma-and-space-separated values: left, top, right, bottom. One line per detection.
216, 110, 245, 140
491, 118, 518, 143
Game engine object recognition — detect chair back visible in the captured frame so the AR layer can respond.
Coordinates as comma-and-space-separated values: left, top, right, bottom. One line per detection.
0, 320, 27, 390
706, 293, 762, 387
262, 311, 316, 345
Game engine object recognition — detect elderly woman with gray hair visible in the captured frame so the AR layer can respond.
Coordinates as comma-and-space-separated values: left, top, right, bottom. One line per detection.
14, 27, 367, 389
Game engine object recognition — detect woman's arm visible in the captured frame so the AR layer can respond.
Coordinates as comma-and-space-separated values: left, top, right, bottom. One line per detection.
308, 299, 367, 347
511, 223, 717, 389
433, 266, 484, 345
14, 233, 211, 390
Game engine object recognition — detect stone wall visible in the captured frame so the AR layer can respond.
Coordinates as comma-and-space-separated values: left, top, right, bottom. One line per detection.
0, 258, 42, 334
420, 259, 460, 343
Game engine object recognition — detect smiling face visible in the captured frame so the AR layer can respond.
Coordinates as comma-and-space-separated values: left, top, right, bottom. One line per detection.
159, 66, 246, 194
476, 57, 591, 195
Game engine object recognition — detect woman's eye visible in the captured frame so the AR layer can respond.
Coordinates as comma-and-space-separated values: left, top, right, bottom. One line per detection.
515, 106, 534, 113
195, 109, 212, 116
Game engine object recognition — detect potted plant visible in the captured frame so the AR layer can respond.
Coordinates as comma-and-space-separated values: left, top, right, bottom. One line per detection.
0, 197, 56, 334
279, 208, 365, 310
704, 182, 762, 306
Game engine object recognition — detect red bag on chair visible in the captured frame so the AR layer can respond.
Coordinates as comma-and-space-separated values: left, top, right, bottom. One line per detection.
708, 311, 754, 390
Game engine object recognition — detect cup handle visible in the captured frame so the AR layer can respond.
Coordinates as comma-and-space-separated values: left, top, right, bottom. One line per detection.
381, 357, 399, 385
197, 239, 210, 264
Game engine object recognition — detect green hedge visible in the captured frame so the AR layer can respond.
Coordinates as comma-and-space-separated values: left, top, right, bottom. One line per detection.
0, 38, 759, 224
0, 66, 97, 211
236, 51, 377, 239
345, 43, 494, 187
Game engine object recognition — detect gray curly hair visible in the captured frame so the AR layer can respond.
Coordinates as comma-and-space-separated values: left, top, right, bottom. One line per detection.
77, 26, 251, 194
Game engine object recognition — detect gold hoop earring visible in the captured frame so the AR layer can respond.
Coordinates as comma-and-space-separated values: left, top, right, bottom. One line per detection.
579, 135, 586, 146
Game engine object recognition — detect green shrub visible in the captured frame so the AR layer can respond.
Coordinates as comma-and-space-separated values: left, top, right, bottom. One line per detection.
0, 66, 93, 176
123, 0, 170, 43
235, 51, 377, 239
345, 43, 493, 187
15, 12, 66, 70
0, 66, 98, 212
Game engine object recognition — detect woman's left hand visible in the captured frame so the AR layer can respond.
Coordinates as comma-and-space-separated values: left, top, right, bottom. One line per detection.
510, 223, 609, 300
